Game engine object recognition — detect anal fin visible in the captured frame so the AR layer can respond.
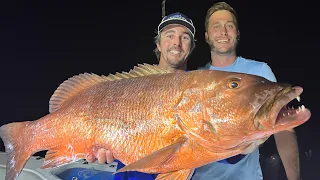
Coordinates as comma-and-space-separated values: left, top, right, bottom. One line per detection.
41, 147, 86, 169
156, 169, 195, 180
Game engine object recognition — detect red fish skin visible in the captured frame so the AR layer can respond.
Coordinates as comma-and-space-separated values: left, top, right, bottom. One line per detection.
0, 69, 310, 180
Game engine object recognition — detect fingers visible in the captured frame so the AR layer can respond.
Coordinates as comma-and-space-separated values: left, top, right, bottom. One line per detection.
86, 153, 96, 163
86, 148, 115, 164
105, 149, 114, 163
97, 149, 107, 164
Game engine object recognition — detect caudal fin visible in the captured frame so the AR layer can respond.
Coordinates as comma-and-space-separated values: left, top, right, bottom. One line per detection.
0, 121, 34, 180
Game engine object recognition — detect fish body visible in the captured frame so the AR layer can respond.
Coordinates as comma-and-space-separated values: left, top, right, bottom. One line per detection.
0, 64, 311, 180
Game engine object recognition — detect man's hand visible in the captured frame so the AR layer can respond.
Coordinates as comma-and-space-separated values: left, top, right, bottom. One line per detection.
86, 148, 115, 164
242, 136, 269, 154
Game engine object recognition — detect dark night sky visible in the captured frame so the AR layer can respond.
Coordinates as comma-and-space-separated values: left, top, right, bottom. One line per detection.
1, 0, 319, 179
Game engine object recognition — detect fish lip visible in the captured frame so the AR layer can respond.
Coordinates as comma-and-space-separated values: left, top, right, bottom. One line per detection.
256, 86, 310, 130
269, 86, 300, 124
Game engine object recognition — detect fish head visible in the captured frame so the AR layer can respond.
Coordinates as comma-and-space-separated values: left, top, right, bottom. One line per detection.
198, 70, 311, 149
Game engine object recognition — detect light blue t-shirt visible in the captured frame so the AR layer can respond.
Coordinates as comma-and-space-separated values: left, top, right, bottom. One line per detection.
198, 56, 277, 82
192, 56, 277, 180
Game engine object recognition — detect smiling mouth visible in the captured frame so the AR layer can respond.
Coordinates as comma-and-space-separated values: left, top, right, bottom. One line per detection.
169, 50, 181, 55
217, 39, 229, 43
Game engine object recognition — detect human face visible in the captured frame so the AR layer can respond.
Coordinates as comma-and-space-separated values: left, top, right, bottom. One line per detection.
205, 10, 239, 55
157, 24, 192, 70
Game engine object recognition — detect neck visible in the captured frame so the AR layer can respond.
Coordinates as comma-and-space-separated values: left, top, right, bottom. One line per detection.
210, 52, 237, 67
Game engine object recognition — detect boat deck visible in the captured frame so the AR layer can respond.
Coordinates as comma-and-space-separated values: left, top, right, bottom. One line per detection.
0, 152, 118, 180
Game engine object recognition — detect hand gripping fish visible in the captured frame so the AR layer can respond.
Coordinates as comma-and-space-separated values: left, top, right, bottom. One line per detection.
0, 64, 311, 180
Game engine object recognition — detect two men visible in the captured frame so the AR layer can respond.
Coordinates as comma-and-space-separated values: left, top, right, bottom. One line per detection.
88, 2, 300, 179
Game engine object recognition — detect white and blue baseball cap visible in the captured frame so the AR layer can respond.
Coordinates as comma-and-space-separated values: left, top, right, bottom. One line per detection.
158, 12, 196, 38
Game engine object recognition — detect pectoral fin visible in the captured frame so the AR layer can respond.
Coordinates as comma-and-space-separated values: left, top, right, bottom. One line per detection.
156, 169, 195, 180
116, 137, 187, 173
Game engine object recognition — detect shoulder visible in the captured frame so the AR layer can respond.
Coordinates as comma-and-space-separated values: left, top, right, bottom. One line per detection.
237, 56, 266, 67
197, 62, 211, 70
237, 57, 277, 82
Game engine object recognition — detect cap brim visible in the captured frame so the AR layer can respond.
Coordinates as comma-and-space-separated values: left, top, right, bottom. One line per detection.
158, 19, 195, 37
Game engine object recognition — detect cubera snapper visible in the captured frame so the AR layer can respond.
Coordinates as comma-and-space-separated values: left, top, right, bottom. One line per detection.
0, 64, 310, 180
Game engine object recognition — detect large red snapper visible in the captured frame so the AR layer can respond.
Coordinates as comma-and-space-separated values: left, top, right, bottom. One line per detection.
0, 64, 310, 180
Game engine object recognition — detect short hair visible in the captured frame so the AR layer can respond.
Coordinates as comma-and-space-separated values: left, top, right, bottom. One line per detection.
205, 2, 238, 32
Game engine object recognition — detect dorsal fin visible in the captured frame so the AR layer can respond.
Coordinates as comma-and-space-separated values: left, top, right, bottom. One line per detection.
49, 63, 170, 113
49, 73, 110, 113
110, 63, 170, 79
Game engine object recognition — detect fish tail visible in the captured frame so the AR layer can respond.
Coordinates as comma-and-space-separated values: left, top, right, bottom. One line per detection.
0, 121, 34, 180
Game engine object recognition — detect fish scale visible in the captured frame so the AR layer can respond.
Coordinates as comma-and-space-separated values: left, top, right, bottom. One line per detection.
0, 64, 310, 180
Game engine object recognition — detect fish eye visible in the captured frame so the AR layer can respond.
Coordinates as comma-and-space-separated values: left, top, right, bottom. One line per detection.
228, 81, 239, 89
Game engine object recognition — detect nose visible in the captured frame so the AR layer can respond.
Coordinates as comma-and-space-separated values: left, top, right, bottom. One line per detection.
220, 26, 228, 36
172, 36, 182, 46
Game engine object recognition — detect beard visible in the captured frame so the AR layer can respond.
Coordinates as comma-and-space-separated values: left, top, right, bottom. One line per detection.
165, 48, 188, 67
166, 56, 187, 68
209, 39, 238, 55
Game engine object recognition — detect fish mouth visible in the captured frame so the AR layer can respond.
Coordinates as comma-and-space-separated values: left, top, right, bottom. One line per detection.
256, 86, 311, 131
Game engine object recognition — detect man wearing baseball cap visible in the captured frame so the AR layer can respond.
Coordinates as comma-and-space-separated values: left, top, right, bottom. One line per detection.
85, 12, 196, 180
154, 12, 196, 72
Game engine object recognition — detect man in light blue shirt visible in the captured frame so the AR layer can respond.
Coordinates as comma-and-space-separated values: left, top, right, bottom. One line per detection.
194, 56, 275, 180
192, 2, 300, 180
200, 56, 276, 82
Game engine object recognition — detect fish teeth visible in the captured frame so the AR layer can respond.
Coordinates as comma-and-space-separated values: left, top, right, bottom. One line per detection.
296, 96, 301, 102
296, 105, 306, 113
298, 105, 305, 110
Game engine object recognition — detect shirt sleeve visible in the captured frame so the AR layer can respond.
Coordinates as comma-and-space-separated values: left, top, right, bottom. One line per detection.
260, 63, 277, 82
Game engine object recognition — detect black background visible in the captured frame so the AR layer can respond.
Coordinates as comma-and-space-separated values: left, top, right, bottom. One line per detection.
1, 0, 318, 179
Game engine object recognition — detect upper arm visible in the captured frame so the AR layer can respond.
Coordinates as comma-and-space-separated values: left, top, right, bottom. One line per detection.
260, 63, 277, 82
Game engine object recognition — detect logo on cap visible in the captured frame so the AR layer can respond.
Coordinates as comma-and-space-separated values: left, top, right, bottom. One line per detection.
158, 12, 196, 37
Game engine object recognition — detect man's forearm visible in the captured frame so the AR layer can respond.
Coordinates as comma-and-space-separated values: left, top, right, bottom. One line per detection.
274, 129, 300, 180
